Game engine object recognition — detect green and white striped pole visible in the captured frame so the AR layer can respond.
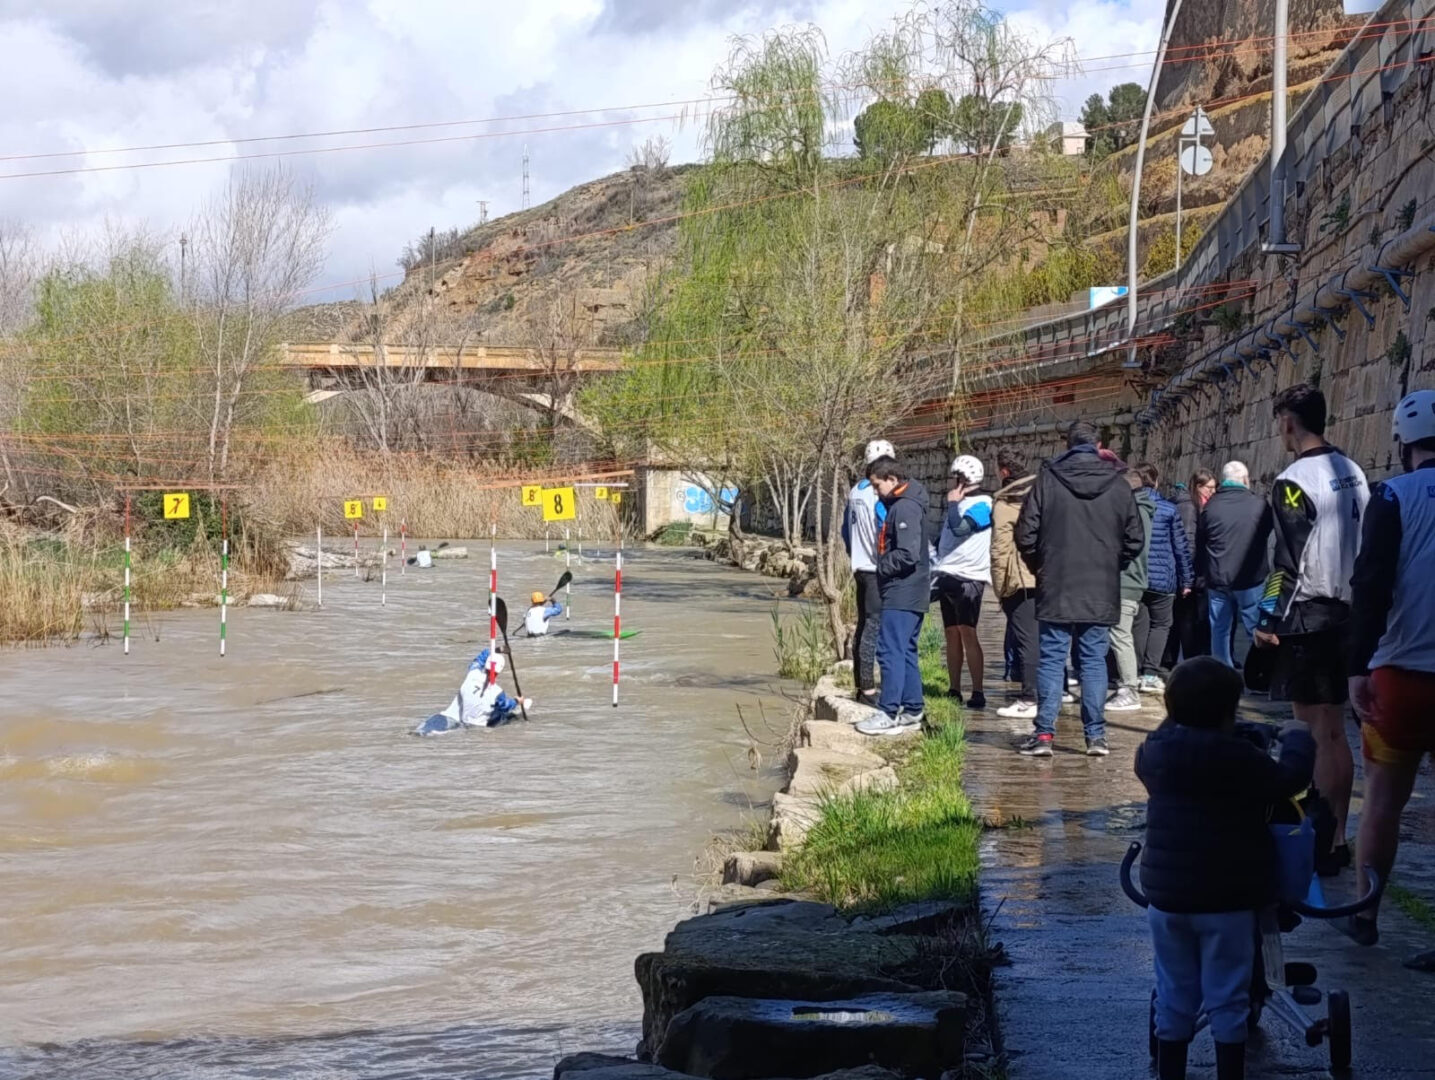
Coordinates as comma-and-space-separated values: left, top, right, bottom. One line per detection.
219, 496, 229, 658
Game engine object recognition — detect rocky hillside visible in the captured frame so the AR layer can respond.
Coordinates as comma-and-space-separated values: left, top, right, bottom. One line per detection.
285, 164, 694, 348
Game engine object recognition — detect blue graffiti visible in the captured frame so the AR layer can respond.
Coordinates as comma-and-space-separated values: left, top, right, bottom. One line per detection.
683, 486, 715, 514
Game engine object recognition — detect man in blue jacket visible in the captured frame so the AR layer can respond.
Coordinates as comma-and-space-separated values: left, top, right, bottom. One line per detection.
1135, 463, 1195, 693
857, 456, 932, 738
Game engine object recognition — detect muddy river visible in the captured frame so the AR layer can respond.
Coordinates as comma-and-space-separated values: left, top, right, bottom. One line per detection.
0, 544, 791, 1079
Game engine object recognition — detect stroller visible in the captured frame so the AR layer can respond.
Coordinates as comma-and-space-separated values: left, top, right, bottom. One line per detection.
1119, 725, 1383, 1073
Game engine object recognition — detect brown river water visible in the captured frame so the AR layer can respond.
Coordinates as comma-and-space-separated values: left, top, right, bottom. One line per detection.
0, 544, 791, 1079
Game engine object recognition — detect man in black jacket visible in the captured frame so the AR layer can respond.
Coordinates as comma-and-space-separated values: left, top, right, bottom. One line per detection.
1014, 422, 1144, 756
857, 458, 932, 738
1198, 461, 1274, 668
1136, 657, 1315, 1080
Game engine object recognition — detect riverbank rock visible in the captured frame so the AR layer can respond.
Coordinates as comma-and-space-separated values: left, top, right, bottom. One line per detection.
634, 900, 927, 1061
811, 682, 882, 729
785, 747, 886, 798
838, 765, 898, 796
722, 851, 783, 887
554, 1052, 903, 1080
246, 593, 291, 609
657, 990, 967, 1080
767, 792, 822, 851
432, 545, 468, 559
800, 721, 875, 755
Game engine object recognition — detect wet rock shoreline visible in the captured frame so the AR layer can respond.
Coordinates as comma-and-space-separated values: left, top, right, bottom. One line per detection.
555, 673, 996, 1080
690, 531, 820, 598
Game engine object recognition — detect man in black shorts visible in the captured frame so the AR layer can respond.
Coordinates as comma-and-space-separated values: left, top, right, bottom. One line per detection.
1253, 385, 1369, 874
932, 455, 993, 708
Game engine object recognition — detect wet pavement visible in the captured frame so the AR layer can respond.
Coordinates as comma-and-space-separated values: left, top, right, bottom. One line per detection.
960, 597, 1435, 1079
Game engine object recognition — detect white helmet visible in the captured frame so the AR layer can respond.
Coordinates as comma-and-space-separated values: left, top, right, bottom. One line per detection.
1392, 390, 1435, 444
950, 454, 984, 486
864, 439, 896, 465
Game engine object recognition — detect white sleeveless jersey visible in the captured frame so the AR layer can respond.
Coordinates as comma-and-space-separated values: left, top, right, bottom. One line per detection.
932, 493, 993, 583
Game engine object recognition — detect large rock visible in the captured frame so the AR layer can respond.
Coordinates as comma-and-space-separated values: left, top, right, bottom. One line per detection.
811, 689, 884, 729
801, 721, 876, 756
555, 1053, 902, 1080
766, 792, 822, 851
722, 850, 783, 887
634, 900, 926, 1061
785, 747, 886, 798
838, 765, 898, 796
657, 991, 967, 1080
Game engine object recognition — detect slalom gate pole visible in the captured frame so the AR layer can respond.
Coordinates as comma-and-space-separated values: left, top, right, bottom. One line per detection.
612, 548, 622, 707
488, 523, 498, 686
564, 528, 572, 618
353, 524, 360, 579
220, 495, 229, 658
123, 494, 131, 656
400, 519, 407, 575
381, 525, 388, 607
316, 523, 323, 608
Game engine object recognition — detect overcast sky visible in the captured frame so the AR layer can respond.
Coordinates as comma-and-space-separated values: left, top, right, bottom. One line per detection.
0, 0, 1161, 303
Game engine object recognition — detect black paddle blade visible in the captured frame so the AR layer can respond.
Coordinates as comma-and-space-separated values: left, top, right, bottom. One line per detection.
494, 596, 509, 636
553, 570, 573, 595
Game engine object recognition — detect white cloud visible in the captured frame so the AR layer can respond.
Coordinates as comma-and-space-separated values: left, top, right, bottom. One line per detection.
0, 0, 1163, 304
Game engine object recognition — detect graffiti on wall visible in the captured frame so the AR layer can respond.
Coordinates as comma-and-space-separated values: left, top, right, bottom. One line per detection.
673, 478, 737, 519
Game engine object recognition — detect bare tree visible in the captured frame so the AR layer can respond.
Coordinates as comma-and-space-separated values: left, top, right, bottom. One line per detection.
191, 167, 330, 480
0, 222, 37, 495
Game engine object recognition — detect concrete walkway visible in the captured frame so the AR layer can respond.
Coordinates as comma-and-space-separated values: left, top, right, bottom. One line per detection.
957, 598, 1435, 1079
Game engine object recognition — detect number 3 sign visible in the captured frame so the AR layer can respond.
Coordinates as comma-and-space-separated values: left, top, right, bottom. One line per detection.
541, 487, 576, 522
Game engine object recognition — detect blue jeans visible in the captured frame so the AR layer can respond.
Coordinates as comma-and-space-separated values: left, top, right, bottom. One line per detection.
1209, 585, 1264, 667
877, 608, 925, 718
1148, 907, 1256, 1044
1034, 622, 1110, 739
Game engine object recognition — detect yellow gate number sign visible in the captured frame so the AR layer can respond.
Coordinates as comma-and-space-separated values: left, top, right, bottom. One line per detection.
541, 487, 577, 522
372, 496, 387, 512
521, 484, 543, 507
163, 493, 190, 520
344, 500, 364, 520
595, 486, 609, 501
611, 491, 623, 505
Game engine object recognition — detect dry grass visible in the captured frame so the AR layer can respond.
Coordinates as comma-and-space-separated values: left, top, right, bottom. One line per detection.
250, 448, 623, 540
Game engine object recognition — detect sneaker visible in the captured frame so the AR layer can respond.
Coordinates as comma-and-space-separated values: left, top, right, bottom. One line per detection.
1018, 734, 1054, 756
856, 712, 921, 737
1061, 691, 1077, 704
966, 691, 986, 710
1106, 687, 1142, 711
1085, 737, 1110, 757
1138, 673, 1165, 694
997, 699, 1038, 720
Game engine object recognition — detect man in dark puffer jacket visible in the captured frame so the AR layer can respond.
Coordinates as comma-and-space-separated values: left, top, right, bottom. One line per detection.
1135, 658, 1315, 1080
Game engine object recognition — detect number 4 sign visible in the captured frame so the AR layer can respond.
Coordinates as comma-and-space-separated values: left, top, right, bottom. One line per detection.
541, 487, 577, 522
163, 493, 190, 519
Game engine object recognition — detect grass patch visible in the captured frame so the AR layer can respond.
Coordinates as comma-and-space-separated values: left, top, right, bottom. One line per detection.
780, 612, 980, 911
771, 604, 835, 686
651, 521, 696, 546
1389, 882, 1435, 931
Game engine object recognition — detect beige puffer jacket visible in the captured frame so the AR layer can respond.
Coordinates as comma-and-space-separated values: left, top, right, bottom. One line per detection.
991, 473, 1037, 599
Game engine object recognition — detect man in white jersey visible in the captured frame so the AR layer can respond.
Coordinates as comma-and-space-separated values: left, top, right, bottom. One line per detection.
843, 439, 893, 705
1342, 390, 1435, 958
1253, 384, 1369, 875
932, 455, 993, 708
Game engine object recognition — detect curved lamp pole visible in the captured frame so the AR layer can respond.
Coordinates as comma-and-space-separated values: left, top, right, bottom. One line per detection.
1125, 0, 1185, 368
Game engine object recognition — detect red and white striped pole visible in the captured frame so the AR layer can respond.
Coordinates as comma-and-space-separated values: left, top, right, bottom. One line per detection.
488, 523, 499, 686
400, 518, 407, 575
612, 548, 622, 708
353, 523, 360, 579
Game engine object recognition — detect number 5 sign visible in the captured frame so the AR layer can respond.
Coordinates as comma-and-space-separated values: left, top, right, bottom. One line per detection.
541, 487, 576, 522
163, 493, 190, 519
343, 500, 364, 520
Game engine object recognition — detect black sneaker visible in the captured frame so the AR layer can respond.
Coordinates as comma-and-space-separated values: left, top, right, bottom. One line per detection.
1085, 737, 1110, 757
1315, 843, 1352, 878
967, 691, 987, 710
1018, 734, 1054, 756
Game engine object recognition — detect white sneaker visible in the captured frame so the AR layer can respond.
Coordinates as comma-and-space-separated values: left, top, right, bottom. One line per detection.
1061, 691, 1077, 704
856, 712, 922, 737
1138, 674, 1164, 694
997, 699, 1038, 720
1106, 687, 1142, 711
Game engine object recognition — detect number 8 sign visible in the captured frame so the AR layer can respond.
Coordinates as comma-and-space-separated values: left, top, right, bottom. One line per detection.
541, 486, 576, 522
